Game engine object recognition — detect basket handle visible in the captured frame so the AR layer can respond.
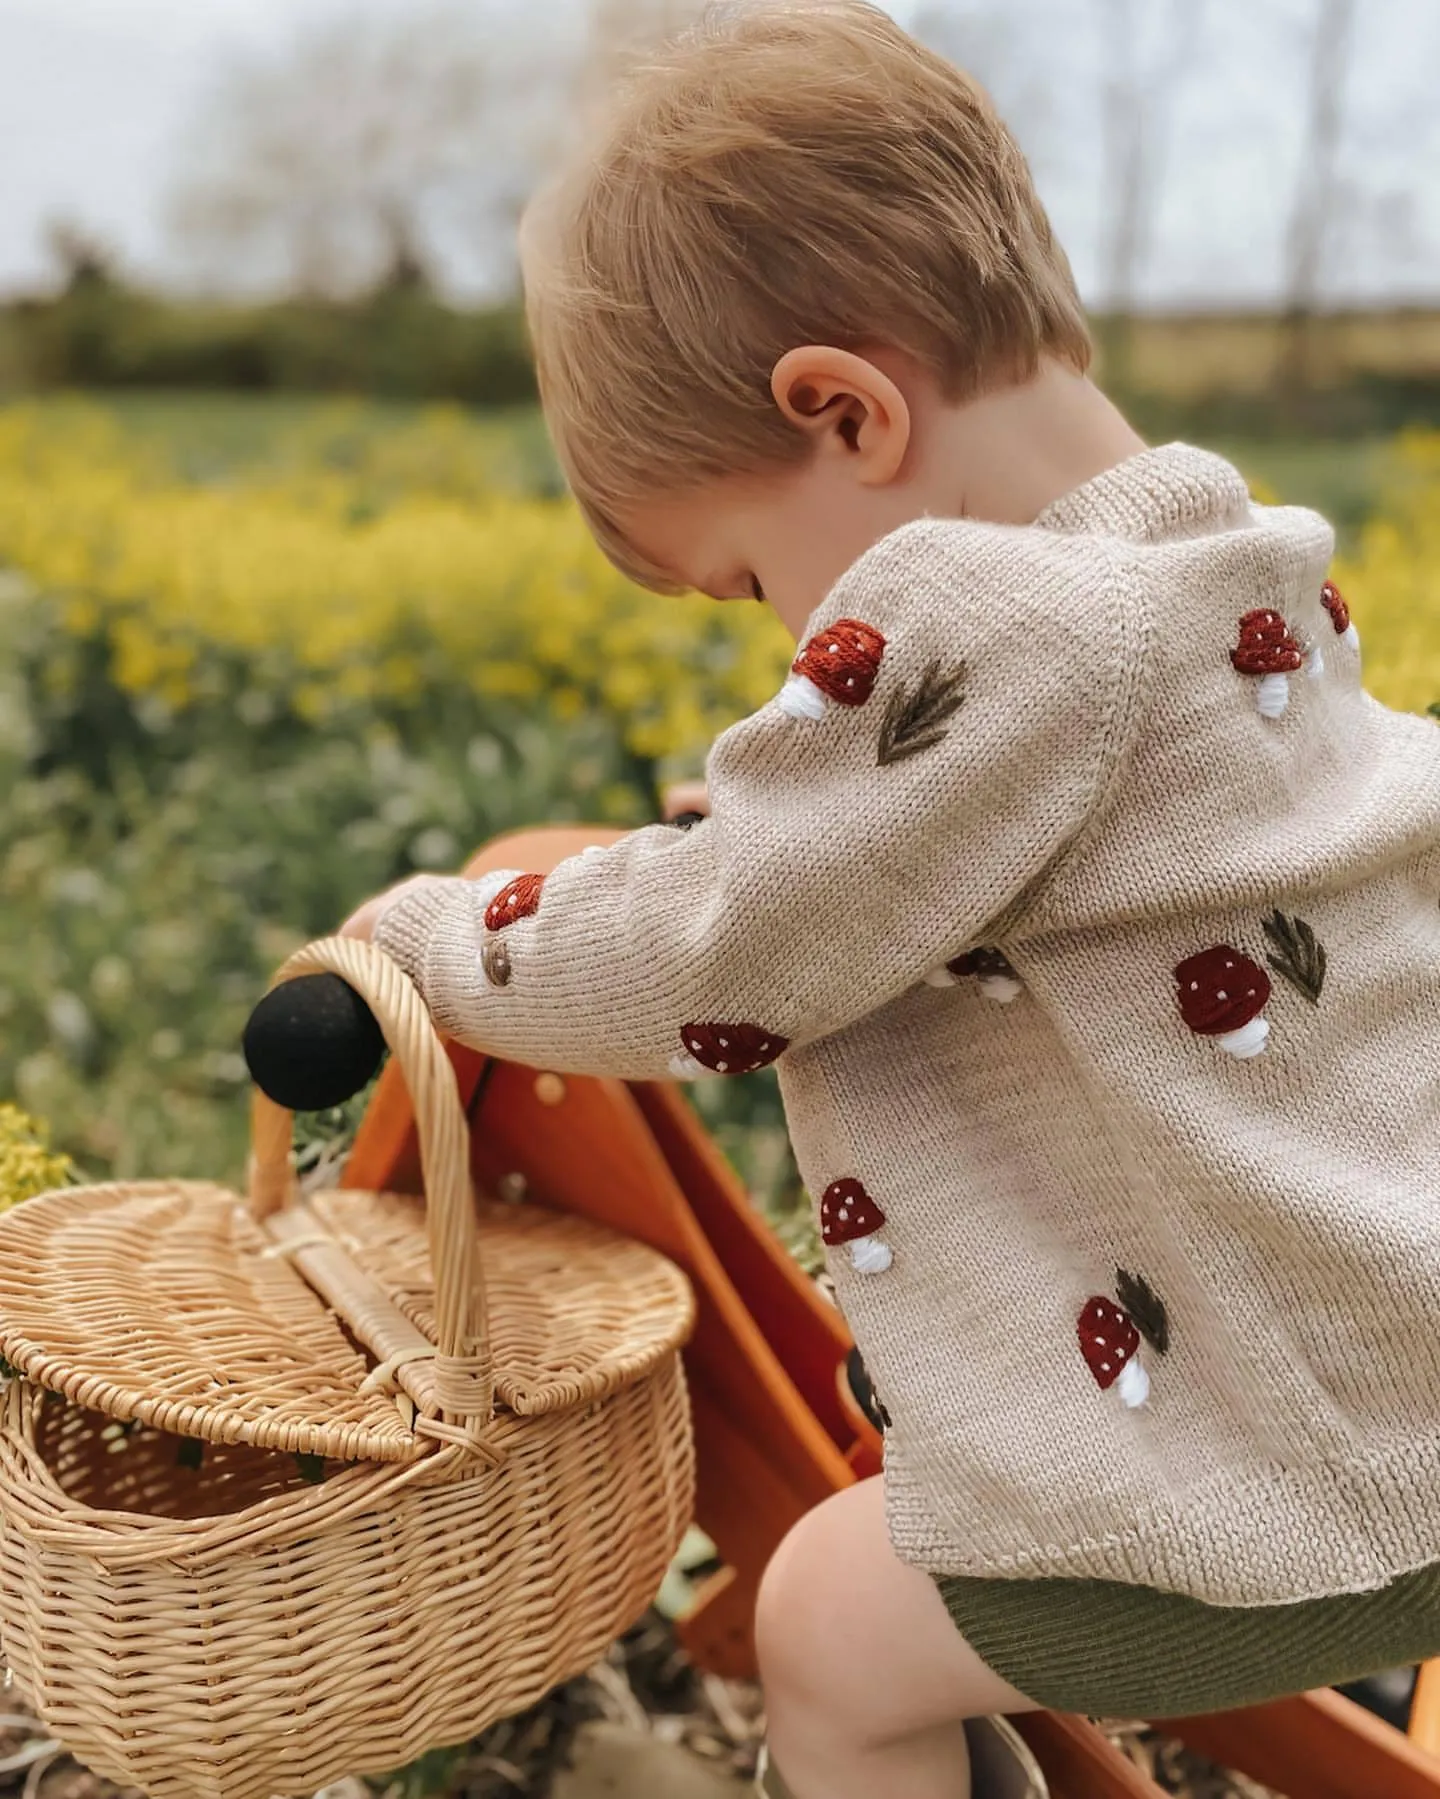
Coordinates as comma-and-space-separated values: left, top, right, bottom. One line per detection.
248, 936, 495, 1443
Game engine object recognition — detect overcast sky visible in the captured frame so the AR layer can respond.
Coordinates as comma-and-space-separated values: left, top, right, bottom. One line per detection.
1, 0, 1437, 308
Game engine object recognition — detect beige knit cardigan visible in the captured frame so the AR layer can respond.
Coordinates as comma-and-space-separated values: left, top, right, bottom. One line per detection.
375, 442, 1440, 1606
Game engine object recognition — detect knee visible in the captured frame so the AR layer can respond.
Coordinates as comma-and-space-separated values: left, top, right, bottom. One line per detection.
754, 1498, 860, 1728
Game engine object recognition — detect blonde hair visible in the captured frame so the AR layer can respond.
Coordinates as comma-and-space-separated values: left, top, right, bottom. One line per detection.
523, 0, 1091, 591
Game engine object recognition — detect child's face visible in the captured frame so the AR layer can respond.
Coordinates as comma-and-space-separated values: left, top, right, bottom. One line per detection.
618, 455, 922, 639
617, 345, 939, 639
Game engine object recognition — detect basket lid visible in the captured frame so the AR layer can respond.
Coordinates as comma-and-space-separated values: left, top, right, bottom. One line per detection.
0, 1180, 424, 1463
0, 1177, 694, 1464
0, 939, 695, 1467
305, 1185, 694, 1418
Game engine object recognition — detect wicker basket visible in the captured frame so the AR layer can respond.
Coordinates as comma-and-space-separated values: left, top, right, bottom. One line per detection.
0, 938, 697, 1799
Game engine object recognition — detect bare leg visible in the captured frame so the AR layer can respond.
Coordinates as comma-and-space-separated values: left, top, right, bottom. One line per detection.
755, 1476, 1042, 1799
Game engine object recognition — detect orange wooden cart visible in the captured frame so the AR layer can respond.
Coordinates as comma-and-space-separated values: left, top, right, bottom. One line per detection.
341, 824, 1440, 1799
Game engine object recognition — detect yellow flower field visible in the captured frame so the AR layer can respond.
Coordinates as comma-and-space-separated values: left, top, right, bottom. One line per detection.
1332, 429, 1440, 716
0, 401, 1434, 737
0, 400, 792, 767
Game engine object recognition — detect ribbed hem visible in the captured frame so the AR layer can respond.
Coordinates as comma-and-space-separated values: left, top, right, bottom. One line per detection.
887, 1432, 1440, 1607
935, 1557, 1440, 1718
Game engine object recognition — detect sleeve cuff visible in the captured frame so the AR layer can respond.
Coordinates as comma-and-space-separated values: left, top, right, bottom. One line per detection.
371, 875, 480, 1029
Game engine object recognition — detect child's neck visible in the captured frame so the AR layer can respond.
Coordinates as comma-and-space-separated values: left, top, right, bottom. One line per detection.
929, 360, 1149, 528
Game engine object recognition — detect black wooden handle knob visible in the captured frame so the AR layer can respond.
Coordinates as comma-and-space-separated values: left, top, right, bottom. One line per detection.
242, 973, 386, 1112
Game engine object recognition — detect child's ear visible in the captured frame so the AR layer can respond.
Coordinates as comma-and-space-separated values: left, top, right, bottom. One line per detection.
770, 346, 910, 484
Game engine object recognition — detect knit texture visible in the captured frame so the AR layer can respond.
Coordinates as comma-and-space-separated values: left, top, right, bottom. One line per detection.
375, 442, 1440, 1606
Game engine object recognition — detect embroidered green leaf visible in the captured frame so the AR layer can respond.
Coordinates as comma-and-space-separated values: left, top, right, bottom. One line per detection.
1115, 1266, 1169, 1354
176, 1437, 204, 1470
1261, 908, 1326, 1004
295, 1452, 327, 1484
876, 659, 966, 767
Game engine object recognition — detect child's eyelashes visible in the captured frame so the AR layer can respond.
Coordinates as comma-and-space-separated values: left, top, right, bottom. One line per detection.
703, 574, 765, 605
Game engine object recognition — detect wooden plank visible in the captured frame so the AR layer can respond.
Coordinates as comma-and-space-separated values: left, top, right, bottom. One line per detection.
1414, 1661, 1440, 1755
1012, 1713, 1169, 1799
465, 1060, 855, 1518
1155, 1688, 1440, 1799
631, 1081, 858, 1450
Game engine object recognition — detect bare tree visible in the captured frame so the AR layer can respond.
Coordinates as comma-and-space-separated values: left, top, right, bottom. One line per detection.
168, 6, 554, 301
1280, 0, 1358, 382
1093, 0, 1208, 387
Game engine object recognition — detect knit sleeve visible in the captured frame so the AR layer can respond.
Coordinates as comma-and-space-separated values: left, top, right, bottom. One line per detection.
371, 516, 1136, 1079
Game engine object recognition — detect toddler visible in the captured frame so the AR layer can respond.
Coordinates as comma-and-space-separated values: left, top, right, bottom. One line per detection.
343, 5, 1440, 1796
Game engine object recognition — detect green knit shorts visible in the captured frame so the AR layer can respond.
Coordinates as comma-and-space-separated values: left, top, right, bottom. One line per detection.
933, 1559, 1440, 1718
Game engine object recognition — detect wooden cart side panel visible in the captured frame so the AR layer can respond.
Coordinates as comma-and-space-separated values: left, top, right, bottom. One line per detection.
1013, 1714, 1169, 1799
630, 1081, 857, 1445
464, 1061, 856, 1512
1156, 1689, 1440, 1799
1413, 1660, 1440, 1754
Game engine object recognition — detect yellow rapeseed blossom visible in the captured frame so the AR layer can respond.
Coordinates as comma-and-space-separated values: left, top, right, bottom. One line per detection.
0, 401, 793, 767
0, 1104, 74, 1212
0, 403, 1435, 758
1333, 431, 1440, 717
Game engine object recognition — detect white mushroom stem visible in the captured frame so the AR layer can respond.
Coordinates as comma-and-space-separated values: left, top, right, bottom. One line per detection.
977, 973, 1023, 1004
1117, 1358, 1150, 1408
777, 672, 828, 721
1306, 645, 1325, 680
923, 965, 960, 989
668, 1052, 707, 1080
1256, 673, 1290, 719
1344, 623, 1361, 652
1217, 1015, 1270, 1059
471, 867, 526, 913
848, 1236, 892, 1275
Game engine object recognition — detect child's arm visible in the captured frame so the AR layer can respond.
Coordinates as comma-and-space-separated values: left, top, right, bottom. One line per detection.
368, 518, 1135, 1079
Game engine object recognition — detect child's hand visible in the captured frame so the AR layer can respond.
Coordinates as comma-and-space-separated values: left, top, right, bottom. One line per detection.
661, 780, 710, 823
339, 875, 448, 942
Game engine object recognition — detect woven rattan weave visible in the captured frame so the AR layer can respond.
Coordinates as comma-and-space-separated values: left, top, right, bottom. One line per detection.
0, 938, 697, 1799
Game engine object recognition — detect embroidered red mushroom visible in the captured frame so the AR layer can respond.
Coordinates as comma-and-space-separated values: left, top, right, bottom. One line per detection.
778, 619, 887, 721
1174, 944, 1272, 1058
468, 868, 526, 930
1321, 578, 1361, 652
670, 1021, 789, 1079
924, 947, 1022, 1002
1231, 609, 1303, 718
820, 1178, 892, 1274
1077, 1295, 1149, 1407
483, 872, 545, 933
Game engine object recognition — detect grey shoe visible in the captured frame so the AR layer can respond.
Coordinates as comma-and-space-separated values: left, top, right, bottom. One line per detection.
754, 1714, 1048, 1797
965, 1715, 1049, 1798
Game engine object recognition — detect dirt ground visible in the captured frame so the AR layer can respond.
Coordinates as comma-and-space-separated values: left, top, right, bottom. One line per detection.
0, 1616, 1317, 1799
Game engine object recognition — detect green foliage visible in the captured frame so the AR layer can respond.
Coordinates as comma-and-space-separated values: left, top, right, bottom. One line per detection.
0, 281, 537, 407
